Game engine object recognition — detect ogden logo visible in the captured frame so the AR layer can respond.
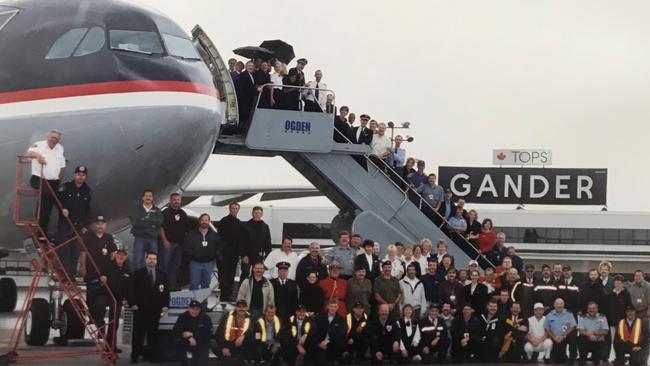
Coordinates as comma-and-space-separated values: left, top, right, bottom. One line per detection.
284, 120, 311, 134
170, 296, 194, 308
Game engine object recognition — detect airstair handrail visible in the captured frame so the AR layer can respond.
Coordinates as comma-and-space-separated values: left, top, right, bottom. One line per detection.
254, 83, 336, 109
363, 155, 496, 268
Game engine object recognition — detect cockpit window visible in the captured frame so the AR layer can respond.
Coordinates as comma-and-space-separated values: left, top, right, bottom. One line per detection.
0, 10, 18, 32
45, 27, 106, 60
162, 33, 200, 60
109, 30, 163, 55
73, 27, 105, 57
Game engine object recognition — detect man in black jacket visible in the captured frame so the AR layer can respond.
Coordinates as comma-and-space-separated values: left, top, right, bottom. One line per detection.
184, 213, 221, 291
354, 239, 381, 281
88, 248, 131, 351
215, 300, 252, 366
55, 165, 92, 280
242, 206, 272, 281
173, 300, 212, 366
129, 251, 170, 364
282, 305, 312, 366
295, 242, 328, 289
367, 303, 400, 365
451, 303, 483, 363
310, 300, 347, 366
350, 114, 373, 145
342, 302, 369, 364
217, 202, 246, 301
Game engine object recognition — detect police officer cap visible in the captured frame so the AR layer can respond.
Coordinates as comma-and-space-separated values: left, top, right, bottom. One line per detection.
189, 300, 201, 308
297, 58, 308, 65
95, 215, 106, 222
625, 305, 636, 312
276, 261, 291, 270
381, 260, 392, 267
236, 299, 248, 307
360, 114, 371, 120
353, 302, 365, 309
74, 165, 88, 174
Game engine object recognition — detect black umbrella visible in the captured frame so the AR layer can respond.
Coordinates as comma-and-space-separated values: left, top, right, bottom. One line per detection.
259, 40, 295, 64
233, 46, 275, 61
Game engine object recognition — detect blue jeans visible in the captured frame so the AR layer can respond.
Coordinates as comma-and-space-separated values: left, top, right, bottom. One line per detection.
157, 242, 181, 288
189, 261, 213, 290
132, 236, 158, 270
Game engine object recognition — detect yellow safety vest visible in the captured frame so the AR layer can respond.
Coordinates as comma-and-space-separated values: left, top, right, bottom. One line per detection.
618, 318, 642, 345
224, 311, 250, 341
289, 315, 311, 337
257, 316, 281, 342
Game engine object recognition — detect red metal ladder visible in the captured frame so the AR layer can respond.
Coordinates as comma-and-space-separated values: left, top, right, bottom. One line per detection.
5, 156, 118, 365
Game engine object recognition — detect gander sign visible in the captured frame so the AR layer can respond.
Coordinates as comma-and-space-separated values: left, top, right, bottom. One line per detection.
438, 167, 607, 205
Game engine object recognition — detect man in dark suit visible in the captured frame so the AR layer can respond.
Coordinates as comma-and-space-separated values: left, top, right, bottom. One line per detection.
234, 61, 258, 129
333, 106, 351, 143
271, 262, 299, 325
309, 299, 347, 366
354, 240, 381, 281
129, 251, 170, 364
350, 114, 373, 145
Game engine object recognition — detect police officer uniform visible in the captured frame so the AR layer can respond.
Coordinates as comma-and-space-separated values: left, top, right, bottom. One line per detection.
129, 263, 170, 363
55, 165, 92, 279
172, 300, 213, 366
84, 216, 117, 319
419, 306, 449, 363
87, 247, 130, 351
343, 303, 369, 363
271, 262, 299, 325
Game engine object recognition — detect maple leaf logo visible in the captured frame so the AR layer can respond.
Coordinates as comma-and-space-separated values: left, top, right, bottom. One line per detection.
496, 152, 506, 160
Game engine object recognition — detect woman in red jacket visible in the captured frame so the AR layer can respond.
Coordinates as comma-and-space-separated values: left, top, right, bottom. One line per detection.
478, 218, 497, 254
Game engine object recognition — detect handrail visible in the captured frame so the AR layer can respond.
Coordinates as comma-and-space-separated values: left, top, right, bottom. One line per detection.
16, 156, 120, 353
254, 82, 335, 110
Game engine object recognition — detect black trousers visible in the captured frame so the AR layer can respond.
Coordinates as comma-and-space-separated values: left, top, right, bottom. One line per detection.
502, 336, 527, 363
452, 340, 480, 363
550, 332, 577, 363
421, 338, 450, 363
370, 346, 399, 365
219, 253, 239, 301
253, 342, 282, 366
614, 341, 646, 366
175, 338, 209, 366
342, 335, 369, 363
578, 337, 608, 363
30, 176, 59, 236
92, 292, 121, 350
131, 307, 161, 361
220, 342, 250, 366
311, 343, 344, 366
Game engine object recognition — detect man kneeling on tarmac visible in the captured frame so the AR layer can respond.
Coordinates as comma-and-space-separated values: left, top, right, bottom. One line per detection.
215, 299, 252, 366
172, 300, 212, 366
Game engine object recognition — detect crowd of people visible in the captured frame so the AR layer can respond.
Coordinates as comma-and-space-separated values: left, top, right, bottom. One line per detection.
26, 132, 650, 366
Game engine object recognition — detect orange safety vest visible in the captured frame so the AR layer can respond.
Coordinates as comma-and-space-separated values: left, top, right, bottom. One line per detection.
224, 311, 251, 342
618, 318, 642, 345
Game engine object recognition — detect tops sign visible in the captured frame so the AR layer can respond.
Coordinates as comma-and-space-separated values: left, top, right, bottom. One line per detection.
438, 166, 607, 205
493, 149, 552, 166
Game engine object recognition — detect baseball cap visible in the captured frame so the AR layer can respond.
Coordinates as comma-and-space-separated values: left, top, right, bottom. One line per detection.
328, 261, 341, 269
625, 305, 636, 312
468, 260, 479, 267
353, 302, 365, 309
236, 299, 248, 307
115, 248, 128, 255
533, 302, 544, 309
189, 300, 201, 308
74, 165, 88, 174
95, 215, 106, 222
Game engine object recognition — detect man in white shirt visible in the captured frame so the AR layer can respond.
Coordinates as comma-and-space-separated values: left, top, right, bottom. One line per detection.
264, 237, 298, 280
370, 123, 392, 162
26, 129, 66, 235
524, 303, 553, 362
303, 70, 327, 112
389, 135, 406, 170
400, 263, 427, 319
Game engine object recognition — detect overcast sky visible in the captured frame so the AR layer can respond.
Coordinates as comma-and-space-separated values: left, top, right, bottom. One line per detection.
140, 0, 650, 211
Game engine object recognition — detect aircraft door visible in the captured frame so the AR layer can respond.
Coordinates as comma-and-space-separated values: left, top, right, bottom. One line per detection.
192, 25, 238, 126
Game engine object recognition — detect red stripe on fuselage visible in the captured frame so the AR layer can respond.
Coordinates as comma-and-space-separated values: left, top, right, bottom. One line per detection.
0, 80, 220, 104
